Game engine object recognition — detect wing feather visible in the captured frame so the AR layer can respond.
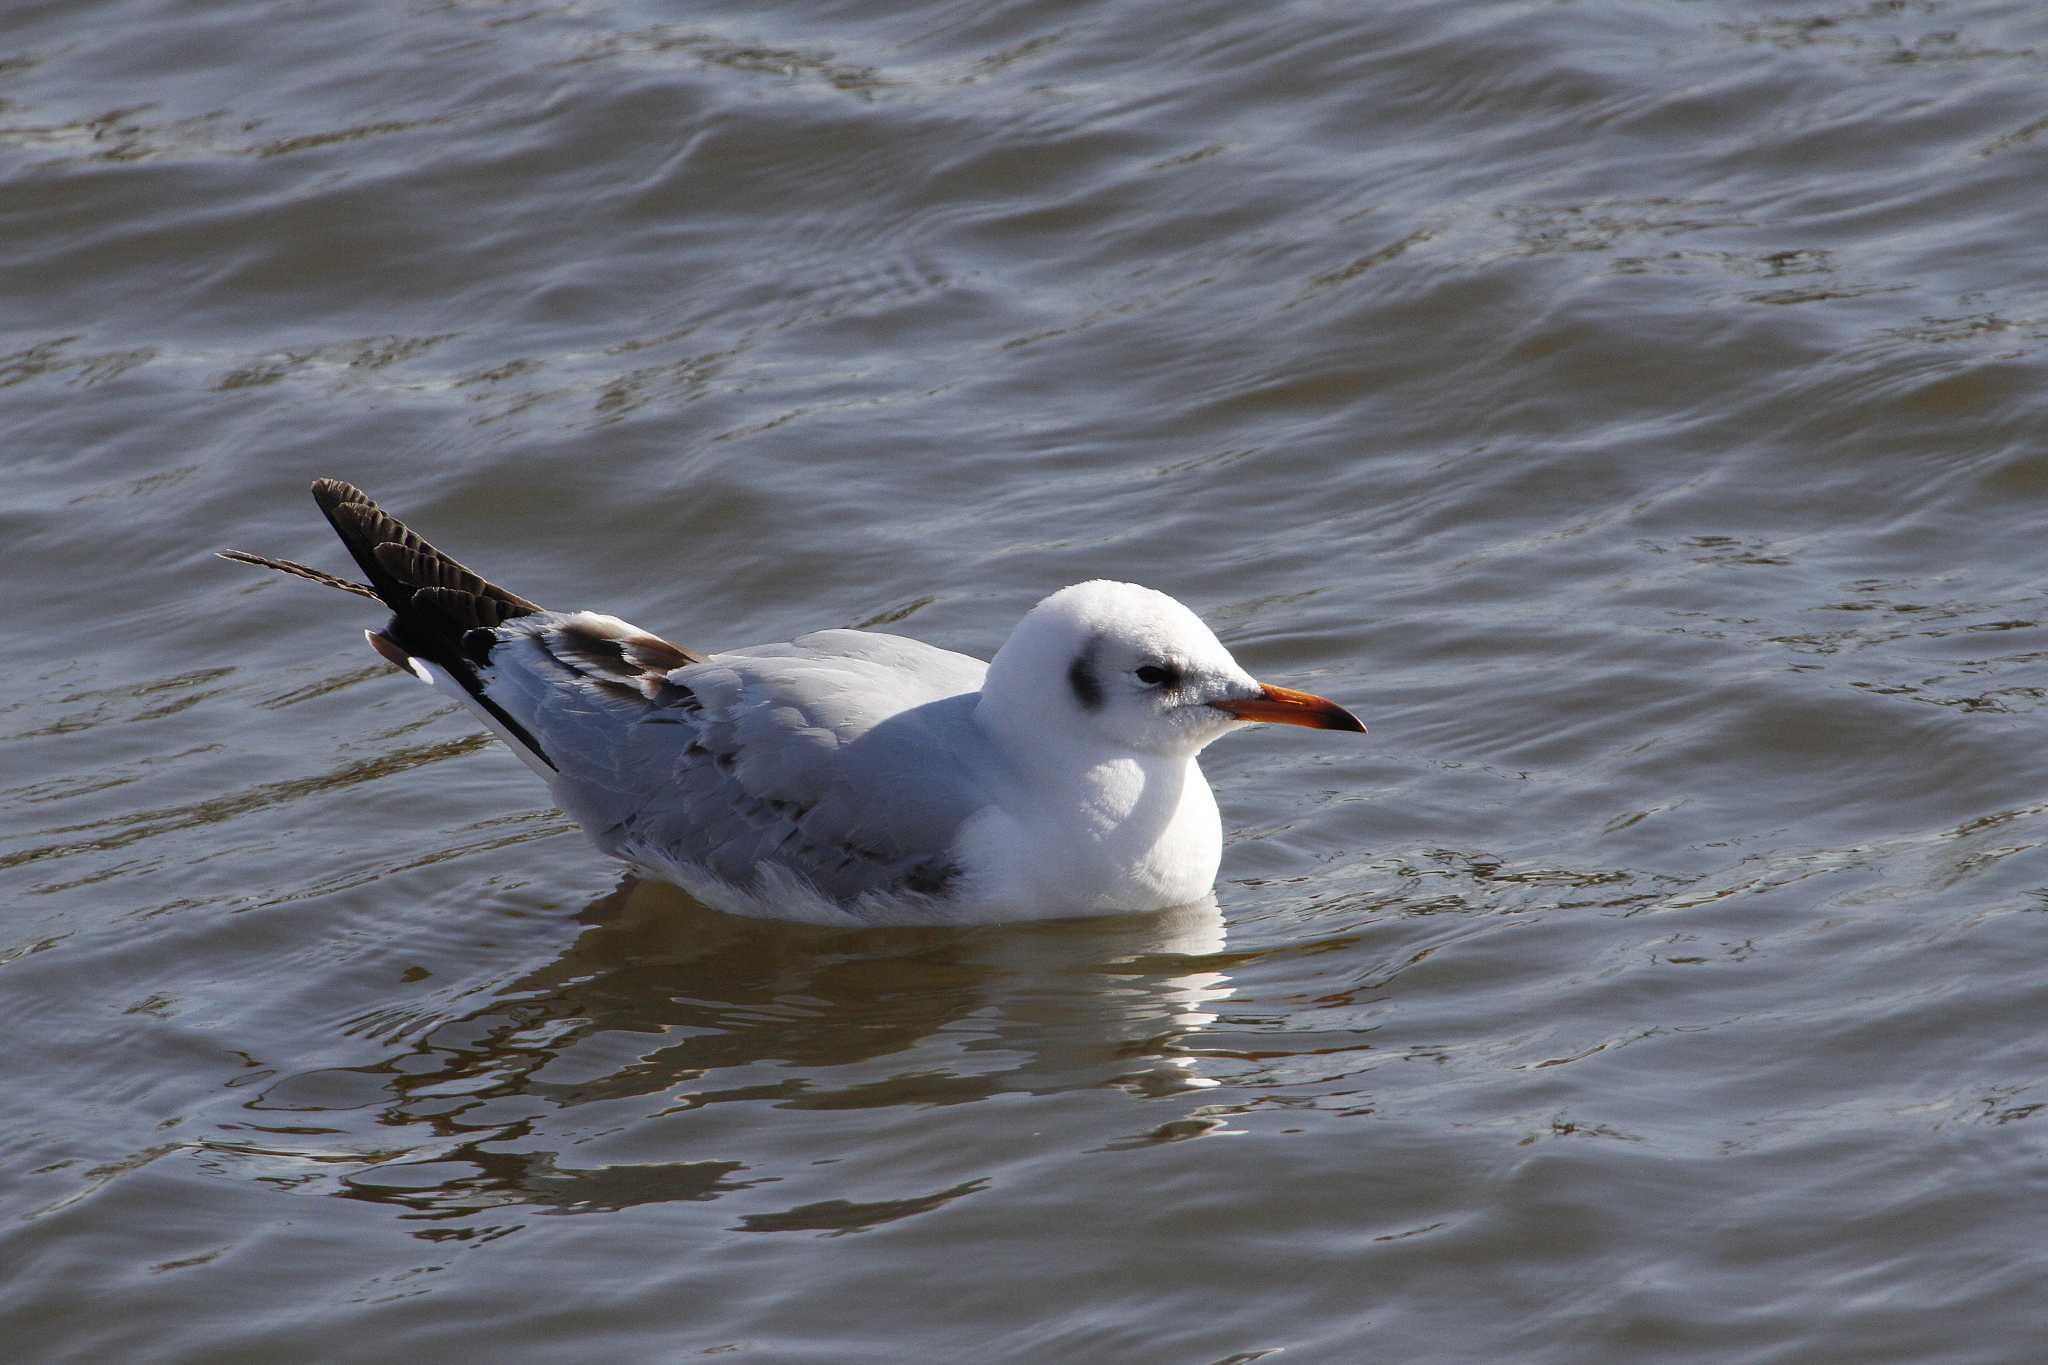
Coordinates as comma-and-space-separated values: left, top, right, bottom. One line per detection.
469, 615, 993, 903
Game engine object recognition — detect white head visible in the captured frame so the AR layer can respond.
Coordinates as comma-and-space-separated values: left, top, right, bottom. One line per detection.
977, 580, 1364, 761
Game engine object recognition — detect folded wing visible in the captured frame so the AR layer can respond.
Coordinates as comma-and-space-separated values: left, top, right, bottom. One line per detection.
474, 616, 997, 904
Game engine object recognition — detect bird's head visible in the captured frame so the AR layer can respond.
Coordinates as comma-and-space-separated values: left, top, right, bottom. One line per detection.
979, 580, 1364, 760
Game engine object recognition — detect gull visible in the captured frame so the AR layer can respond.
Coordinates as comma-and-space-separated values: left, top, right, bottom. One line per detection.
222, 480, 1365, 925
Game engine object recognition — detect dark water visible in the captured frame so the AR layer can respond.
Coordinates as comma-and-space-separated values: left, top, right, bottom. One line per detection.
5, 0, 2047, 1359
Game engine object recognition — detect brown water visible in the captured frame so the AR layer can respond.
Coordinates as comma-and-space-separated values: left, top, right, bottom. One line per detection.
5, 0, 2047, 1359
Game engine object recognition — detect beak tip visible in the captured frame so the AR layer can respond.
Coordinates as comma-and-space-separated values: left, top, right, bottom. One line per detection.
1314, 704, 1367, 734
1213, 683, 1368, 734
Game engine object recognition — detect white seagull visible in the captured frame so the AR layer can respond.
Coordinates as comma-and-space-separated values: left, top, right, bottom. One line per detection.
223, 481, 1365, 925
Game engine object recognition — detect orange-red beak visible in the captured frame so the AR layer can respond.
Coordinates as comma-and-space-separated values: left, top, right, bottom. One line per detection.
1211, 683, 1365, 733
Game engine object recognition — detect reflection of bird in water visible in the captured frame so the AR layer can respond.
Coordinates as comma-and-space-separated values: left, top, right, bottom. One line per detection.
223, 480, 1363, 924
289, 878, 1233, 1227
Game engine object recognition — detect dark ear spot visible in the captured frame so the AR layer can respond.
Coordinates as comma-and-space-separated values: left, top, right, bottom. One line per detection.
1067, 639, 1103, 711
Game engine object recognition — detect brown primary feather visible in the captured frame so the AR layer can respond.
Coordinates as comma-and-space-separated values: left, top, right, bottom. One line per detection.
215, 548, 384, 601
309, 479, 544, 620
217, 481, 561, 761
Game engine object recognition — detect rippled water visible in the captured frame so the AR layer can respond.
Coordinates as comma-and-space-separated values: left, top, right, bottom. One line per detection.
5, 0, 2047, 1359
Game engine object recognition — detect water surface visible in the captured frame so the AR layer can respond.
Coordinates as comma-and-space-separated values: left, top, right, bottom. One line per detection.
4, 0, 2046, 1359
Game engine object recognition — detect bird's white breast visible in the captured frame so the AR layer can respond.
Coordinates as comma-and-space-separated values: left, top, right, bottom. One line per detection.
952, 754, 1224, 917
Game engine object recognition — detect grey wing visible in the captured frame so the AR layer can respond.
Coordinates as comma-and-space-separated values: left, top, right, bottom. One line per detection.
471, 613, 995, 902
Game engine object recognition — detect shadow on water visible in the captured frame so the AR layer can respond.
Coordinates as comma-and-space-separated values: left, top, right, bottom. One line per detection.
211, 878, 1233, 1236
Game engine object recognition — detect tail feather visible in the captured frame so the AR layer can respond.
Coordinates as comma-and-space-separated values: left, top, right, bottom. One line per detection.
220, 479, 560, 770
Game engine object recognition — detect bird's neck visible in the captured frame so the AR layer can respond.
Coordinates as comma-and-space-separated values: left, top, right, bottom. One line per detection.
975, 692, 1153, 794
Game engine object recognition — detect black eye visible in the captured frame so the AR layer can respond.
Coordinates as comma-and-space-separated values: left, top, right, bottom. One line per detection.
1135, 665, 1173, 687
